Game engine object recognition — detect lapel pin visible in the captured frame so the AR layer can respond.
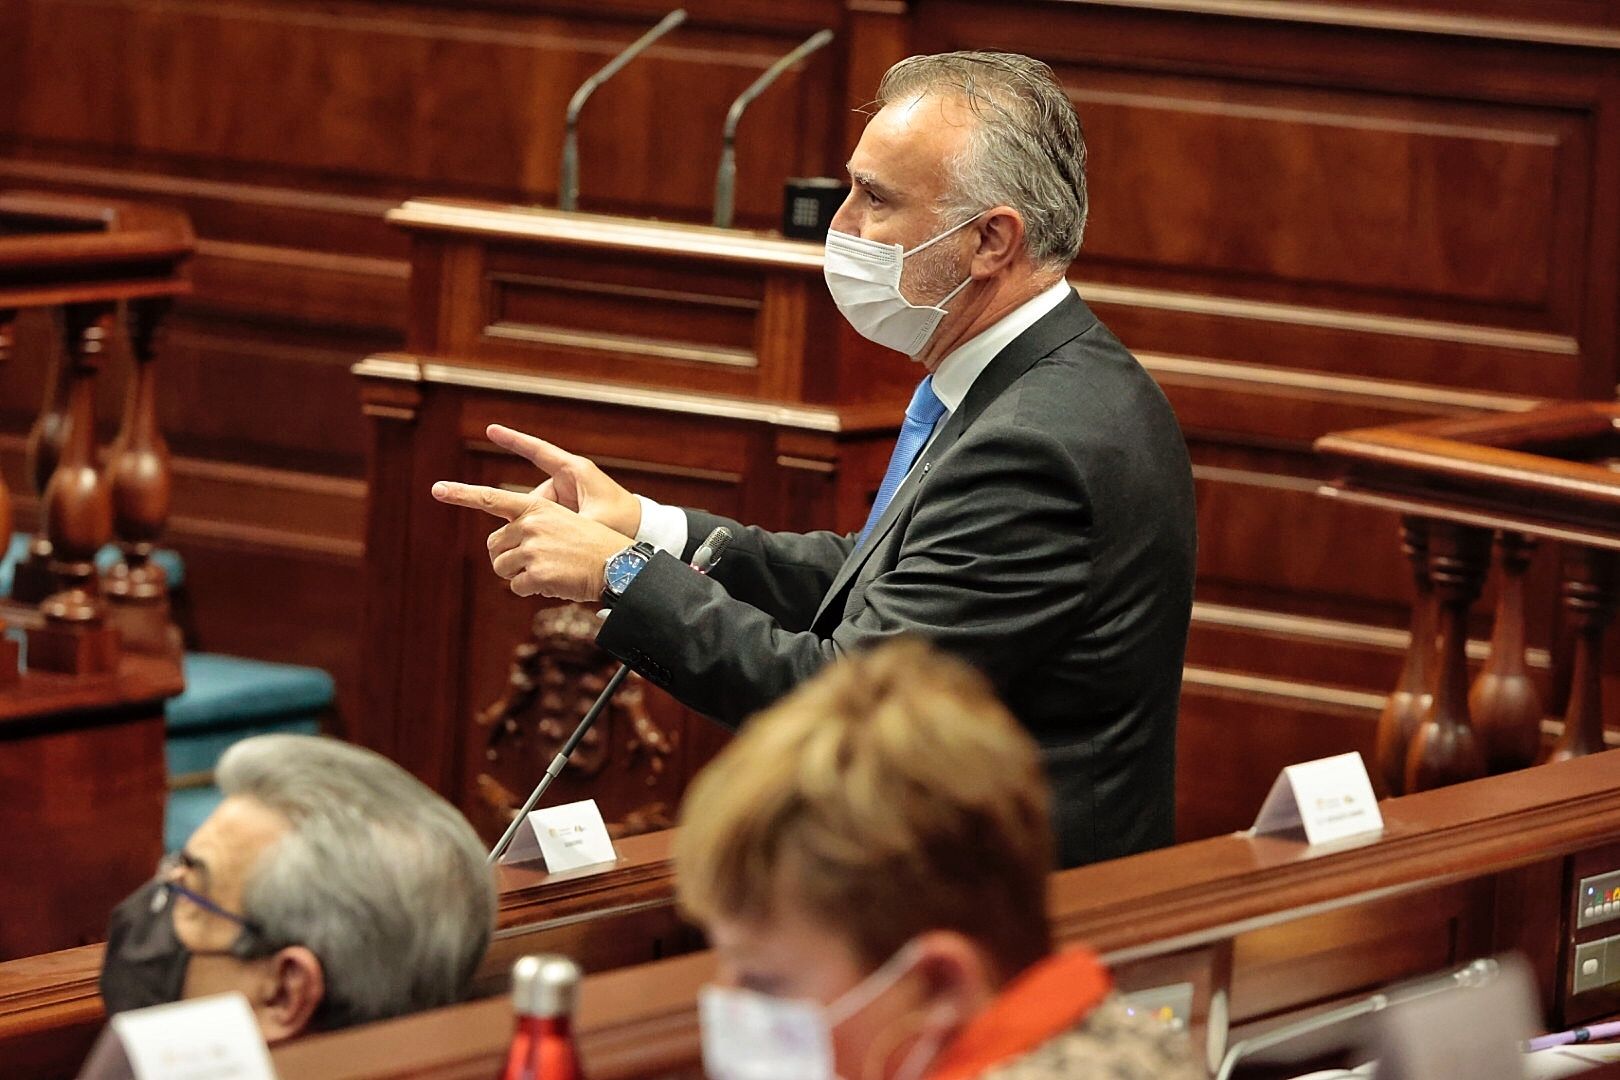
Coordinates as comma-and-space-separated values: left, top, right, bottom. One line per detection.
921, 462, 931, 475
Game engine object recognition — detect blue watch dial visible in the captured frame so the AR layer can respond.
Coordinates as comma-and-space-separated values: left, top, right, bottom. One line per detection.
604, 544, 653, 599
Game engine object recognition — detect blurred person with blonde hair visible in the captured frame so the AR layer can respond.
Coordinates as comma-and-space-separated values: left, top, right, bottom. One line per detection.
676, 639, 1199, 1080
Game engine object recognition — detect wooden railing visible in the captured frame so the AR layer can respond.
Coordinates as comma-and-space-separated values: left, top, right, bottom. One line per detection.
1317, 403, 1620, 794
0, 193, 194, 964
269, 752, 1620, 1078
0, 190, 192, 675
14, 753, 1620, 1077
0, 830, 690, 1080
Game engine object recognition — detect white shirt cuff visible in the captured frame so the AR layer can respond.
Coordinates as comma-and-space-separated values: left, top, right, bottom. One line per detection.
634, 495, 689, 557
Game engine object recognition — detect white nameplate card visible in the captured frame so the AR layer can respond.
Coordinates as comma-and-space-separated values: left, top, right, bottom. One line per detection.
1250, 751, 1383, 846
111, 991, 276, 1080
500, 798, 618, 871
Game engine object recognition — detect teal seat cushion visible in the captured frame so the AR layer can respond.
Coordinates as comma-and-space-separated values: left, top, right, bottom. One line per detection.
167, 653, 335, 735
165, 786, 226, 853
0, 532, 26, 596
167, 715, 323, 777
1, 532, 186, 595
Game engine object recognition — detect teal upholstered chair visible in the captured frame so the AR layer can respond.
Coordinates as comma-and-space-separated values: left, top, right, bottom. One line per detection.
2, 534, 335, 851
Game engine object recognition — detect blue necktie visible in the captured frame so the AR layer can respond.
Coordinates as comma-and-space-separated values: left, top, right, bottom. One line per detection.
856, 375, 947, 550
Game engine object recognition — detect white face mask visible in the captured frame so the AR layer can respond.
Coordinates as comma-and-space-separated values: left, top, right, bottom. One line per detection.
699, 944, 943, 1080
823, 214, 984, 357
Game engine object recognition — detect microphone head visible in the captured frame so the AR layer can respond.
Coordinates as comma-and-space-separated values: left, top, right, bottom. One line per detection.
692, 527, 734, 573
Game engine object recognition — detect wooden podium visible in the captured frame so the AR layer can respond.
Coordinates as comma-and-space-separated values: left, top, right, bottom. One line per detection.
355, 201, 912, 839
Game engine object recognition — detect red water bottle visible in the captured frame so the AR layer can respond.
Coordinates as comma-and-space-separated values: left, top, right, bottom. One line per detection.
500, 954, 584, 1080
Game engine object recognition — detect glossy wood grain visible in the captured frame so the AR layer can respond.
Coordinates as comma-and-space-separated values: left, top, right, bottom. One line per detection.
0, 829, 688, 1080
267, 752, 1620, 1078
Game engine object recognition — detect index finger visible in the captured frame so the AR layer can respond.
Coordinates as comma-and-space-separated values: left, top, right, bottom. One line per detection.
431, 481, 532, 521
488, 425, 574, 475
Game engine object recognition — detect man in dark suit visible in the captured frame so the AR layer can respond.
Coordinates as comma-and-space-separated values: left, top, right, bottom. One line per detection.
433, 51, 1196, 868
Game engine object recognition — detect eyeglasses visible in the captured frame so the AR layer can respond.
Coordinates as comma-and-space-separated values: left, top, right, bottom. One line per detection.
155, 850, 269, 949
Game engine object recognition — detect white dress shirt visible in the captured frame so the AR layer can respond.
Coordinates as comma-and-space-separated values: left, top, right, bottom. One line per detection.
634, 277, 1075, 556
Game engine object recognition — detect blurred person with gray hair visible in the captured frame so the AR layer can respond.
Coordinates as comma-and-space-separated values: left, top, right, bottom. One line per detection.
434, 51, 1196, 869
95, 733, 495, 1043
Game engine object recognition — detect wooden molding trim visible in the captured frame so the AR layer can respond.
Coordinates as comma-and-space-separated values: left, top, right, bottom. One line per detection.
1182, 664, 1387, 712
388, 201, 825, 272
195, 239, 407, 283
1062, 0, 1620, 49
482, 323, 759, 370
0, 158, 396, 221
1144, 352, 1546, 416
1084, 280, 1577, 359
353, 353, 875, 433
1319, 486, 1620, 553
1190, 600, 1552, 670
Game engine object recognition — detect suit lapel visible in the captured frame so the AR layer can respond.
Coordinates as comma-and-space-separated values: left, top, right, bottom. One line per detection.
811, 291, 1095, 631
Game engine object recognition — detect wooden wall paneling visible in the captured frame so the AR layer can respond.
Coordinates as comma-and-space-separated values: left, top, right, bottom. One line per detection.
1176, 681, 1381, 838
913, 2, 1619, 393
838, 0, 914, 153
1323, 0, 1620, 28
3, 0, 846, 229
356, 376, 466, 785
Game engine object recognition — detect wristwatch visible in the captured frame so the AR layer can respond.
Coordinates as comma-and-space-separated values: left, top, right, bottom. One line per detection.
601, 541, 656, 608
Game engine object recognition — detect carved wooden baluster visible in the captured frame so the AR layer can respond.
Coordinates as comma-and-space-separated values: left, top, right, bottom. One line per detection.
1405, 523, 1491, 793
26, 302, 120, 675
105, 297, 178, 657
0, 309, 18, 688
12, 308, 74, 604
1546, 547, 1619, 763
1469, 531, 1543, 773
1375, 518, 1434, 796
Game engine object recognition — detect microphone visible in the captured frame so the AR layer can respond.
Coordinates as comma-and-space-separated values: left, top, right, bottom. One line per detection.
712, 29, 835, 228
559, 8, 688, 212
689, 526, 733, 575
487, 526, 733, 864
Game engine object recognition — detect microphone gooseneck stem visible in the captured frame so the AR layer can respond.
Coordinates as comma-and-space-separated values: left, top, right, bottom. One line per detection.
487, 664, 630, 865
560, 8, 688, 212
713, 144, 738, 231
487, 526, 732, 865
712, 28, 834, 228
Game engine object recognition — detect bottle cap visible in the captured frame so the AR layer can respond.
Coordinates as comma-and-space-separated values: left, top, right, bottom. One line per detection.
511, 954, 582, 1018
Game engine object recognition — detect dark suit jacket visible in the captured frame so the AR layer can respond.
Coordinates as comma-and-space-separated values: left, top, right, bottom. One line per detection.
596, 290, 1197, 868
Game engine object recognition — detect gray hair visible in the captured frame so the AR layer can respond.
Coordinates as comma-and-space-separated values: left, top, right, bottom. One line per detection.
876, 51, 1088, 271
217, 734, 495, 1031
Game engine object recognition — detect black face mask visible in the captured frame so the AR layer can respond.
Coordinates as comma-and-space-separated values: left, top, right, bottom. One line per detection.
99, 879, 193, 1015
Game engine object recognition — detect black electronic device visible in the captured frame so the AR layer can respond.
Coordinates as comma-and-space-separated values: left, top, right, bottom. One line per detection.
782, 178, 850, 240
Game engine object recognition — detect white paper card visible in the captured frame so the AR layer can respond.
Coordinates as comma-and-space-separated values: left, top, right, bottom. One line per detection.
111, 991, 276, 1080
1251, 751, 1383, 846
501, 798, 617, 871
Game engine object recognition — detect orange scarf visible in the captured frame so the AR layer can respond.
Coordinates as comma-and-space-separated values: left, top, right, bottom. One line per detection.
923, 947, 1113, 1080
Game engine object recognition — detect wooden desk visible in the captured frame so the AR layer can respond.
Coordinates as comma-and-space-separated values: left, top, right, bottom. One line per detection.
272, 752, 1620, 1078
0, 643, 182, 963
0, 829, 689, 1080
